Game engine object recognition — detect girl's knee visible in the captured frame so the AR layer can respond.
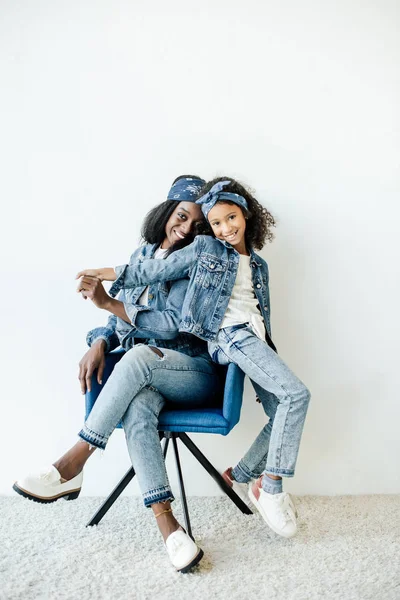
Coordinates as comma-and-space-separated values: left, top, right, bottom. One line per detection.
301, 385, 311, 405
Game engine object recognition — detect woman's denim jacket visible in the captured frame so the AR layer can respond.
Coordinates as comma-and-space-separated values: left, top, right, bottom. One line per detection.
112, 236, 272, 343
86, 243, 209, 358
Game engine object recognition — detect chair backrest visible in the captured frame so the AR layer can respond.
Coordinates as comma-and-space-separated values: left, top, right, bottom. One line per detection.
222, 363, 245, 430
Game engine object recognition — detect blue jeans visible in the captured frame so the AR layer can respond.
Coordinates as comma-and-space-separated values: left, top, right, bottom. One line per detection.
79, 344, 220, 506
208, 324, 311, 480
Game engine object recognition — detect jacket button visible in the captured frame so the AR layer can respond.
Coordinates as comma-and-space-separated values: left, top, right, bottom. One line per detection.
256, 283, 261, 289
264, 306, 268, 311
148, 293, 153, 300
210, 264, 215, 269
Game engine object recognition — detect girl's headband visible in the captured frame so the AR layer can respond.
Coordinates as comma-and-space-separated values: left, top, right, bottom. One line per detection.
167, 177, 205, 202
196, 180, 248, 220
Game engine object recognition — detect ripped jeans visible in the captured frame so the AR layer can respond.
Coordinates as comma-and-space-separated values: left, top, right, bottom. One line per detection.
78, 344, 220, 506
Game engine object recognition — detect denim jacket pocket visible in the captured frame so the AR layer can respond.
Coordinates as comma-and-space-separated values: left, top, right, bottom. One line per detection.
195, 256, 227, 289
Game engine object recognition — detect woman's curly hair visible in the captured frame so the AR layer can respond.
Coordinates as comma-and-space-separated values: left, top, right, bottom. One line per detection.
198, 177, 276, 250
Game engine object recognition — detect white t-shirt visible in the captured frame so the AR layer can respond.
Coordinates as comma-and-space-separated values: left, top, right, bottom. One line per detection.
220, 254, 266, 341
137, 246, 169, 306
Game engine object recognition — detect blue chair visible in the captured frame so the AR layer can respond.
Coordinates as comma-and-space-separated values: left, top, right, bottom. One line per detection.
86, 349, 252, 537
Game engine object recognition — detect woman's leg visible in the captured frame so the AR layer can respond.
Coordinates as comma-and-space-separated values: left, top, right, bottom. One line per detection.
14, 345, 220, 505
79, 344, 220, 450
121, 374, 209, 571
122, 387, 181, 540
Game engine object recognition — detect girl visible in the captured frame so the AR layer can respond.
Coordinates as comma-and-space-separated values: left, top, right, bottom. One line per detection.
77, 177, 311, 539
14, 175, 222, 573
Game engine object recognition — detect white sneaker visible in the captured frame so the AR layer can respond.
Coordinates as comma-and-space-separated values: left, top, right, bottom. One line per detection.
165, 529, 203, 573
13, 465, 83, 503
248, 476, 297, 538
222, 467, 254, 509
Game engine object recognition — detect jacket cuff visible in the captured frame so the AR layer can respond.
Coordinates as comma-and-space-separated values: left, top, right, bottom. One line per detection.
123, 303, 151, 328
109, 265, 127, 297
86, 333, 111, 353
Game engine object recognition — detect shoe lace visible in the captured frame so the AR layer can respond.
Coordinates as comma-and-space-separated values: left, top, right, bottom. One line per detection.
273, 493, 295, 526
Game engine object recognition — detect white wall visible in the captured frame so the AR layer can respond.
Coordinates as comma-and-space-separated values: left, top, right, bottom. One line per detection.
1, 0, 399, 497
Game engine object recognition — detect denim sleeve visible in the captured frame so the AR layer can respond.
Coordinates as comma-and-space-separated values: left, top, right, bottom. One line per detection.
86, 313, 120, 353
87, 248, 145, 350
123, 278, 189, 340
261, 261, 272, 337
114, 238, 200, 289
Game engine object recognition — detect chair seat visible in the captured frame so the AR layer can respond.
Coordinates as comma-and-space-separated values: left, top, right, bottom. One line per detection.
158, 407, 230, 435
85, 349, 245, 436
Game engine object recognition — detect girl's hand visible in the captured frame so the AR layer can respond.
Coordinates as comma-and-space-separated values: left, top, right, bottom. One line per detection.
75, 267, 117, 282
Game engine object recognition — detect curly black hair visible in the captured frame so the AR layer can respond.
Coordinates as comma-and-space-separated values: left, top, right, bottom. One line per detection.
141, 174, 207, 254
198, 177, 276, 250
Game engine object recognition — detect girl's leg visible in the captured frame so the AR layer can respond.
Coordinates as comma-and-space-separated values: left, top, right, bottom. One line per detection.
212, 326, 311, 479
231, 382, 277, 483
222, 383, 279, 510
211, 326, 309, 538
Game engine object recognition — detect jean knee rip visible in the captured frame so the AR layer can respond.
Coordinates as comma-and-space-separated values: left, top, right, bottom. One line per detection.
149, 346, 166, 361
147, 384, 159, 393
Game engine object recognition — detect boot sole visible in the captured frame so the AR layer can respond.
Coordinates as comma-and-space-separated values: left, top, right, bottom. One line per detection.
12, 483, 81, 503
177, 548, 204, 573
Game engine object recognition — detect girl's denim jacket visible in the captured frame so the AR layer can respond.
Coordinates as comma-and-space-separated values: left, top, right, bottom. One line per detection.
112, 236, 272, 343
86, 243, 209, 358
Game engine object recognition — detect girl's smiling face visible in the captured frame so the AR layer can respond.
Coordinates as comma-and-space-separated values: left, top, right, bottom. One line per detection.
208, 202, 248, 255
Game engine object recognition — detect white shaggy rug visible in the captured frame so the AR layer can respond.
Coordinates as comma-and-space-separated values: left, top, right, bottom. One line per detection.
0, 495, 399, 600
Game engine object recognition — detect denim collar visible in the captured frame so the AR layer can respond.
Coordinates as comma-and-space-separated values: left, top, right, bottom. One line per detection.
141, 243, 159, 260
214, 237, 262, 267
149, 243, 158, 258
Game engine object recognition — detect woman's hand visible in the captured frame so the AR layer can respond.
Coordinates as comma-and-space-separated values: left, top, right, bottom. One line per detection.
78, 339, 106, 393
76, 267, 117, 282
76, 276, 111, 309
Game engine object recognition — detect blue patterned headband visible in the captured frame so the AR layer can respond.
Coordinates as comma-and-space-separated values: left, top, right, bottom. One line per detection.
167, 177, 205, 202
196, 180, 248, 220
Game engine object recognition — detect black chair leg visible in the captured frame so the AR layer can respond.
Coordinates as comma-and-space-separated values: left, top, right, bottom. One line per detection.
86, 466, 136, 527
171, 434, 194, 540
87, 436, 170, 527
163, 434, 170, 459
178, 432, 253, 515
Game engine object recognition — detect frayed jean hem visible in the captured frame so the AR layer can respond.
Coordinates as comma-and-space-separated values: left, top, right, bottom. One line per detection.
143, 487, 175, 508
264, 467, 295, 478
232, 461, 263, 483
78, 425, 108, 450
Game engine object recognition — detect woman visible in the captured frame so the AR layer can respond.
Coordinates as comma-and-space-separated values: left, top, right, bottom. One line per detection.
13, 175, 222, 573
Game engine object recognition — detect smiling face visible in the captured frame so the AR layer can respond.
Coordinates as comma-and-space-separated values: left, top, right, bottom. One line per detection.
208, 202, 248, 255
162, 201, 204, 249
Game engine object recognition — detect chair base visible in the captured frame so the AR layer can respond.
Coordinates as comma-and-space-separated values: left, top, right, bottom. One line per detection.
86, 432, 252, 534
